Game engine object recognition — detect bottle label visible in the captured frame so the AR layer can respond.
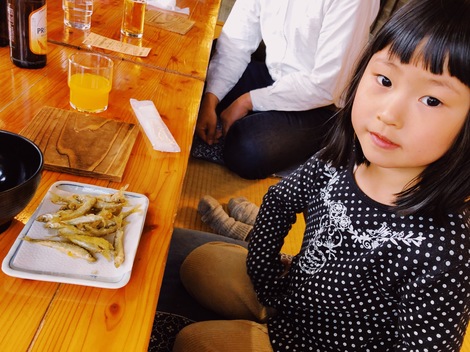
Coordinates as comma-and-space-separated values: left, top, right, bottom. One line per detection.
29, 4, 47, 55
7, 2, 14, 46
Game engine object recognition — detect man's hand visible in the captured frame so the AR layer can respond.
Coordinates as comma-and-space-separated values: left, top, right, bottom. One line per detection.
196, 93, 222, 145
220, 92, 253, 135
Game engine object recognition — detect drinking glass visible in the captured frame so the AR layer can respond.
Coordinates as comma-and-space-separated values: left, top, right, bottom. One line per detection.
68, 52, 114, 113
63, 0, 93, 30
121, 0, 147, 38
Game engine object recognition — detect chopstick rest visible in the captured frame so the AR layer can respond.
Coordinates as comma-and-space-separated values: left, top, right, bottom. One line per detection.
130, 99, 181, 152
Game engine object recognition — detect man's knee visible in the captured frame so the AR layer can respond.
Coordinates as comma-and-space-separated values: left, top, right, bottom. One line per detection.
224, 125, 268, 179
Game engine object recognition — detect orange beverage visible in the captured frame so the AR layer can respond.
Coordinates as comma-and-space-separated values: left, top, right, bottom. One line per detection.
68, 73, 112, 113
121, 0, 146, 38
68, 52, 113, 113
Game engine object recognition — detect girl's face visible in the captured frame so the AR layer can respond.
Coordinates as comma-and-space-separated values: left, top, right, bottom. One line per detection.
352, 47, 470, 178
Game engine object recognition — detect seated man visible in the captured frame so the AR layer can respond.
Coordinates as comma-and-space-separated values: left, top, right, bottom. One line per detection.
192, 0, 380, 179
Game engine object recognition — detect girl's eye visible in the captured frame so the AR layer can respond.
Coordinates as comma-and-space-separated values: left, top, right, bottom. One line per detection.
420, 96, 442, 107
376, 75, 392, 87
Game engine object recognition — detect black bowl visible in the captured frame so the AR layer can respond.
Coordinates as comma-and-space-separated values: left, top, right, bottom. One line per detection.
0, 130, 43, 233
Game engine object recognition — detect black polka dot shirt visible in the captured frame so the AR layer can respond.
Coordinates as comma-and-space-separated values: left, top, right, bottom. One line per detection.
247, 156, 470, 351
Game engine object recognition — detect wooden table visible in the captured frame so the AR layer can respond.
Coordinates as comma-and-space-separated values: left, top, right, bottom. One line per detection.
0, 0, 219, 350
47, 0, 220, 79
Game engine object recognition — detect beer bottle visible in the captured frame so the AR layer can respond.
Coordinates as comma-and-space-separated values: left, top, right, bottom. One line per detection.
0, 0, 9, 47
7, 0, 47, 68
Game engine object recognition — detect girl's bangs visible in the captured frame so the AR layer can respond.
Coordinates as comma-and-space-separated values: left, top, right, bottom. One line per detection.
374, 3, 470, 87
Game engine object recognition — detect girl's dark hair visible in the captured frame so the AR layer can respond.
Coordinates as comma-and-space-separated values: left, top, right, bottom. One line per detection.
319, 0, 470, 222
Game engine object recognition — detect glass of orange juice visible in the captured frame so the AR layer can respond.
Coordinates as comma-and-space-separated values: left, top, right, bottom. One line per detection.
68, 52, 113, 113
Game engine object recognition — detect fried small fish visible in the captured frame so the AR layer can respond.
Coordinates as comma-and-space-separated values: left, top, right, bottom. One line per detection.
36, 196, 97, 222
23, 236, 96, 262
59, 232, 114, 260
113, 228, 125, 268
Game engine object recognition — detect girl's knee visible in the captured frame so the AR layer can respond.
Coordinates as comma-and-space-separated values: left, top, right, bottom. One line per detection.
173, 320, 273, 352
179, 242, 266, 321
172, 323, 205, 352
180, 242, 248, 285
179, 242, 249, 303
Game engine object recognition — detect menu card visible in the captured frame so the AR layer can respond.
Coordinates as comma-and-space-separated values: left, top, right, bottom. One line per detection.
145, 9, 195, 35
82, 32, 152, 57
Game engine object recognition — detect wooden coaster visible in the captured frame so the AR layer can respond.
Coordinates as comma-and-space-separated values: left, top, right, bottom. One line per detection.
20, 107, 139, 182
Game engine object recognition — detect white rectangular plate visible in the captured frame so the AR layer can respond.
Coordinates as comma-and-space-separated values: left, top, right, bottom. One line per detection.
2, 181, 149, 289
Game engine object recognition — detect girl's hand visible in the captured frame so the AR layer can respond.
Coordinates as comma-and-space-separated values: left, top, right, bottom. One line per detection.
279, 253, 293, 277
220, 92, 253, 135
196, 93, 222, 145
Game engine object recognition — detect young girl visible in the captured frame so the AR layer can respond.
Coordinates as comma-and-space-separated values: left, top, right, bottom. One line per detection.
172, 0, 470, 350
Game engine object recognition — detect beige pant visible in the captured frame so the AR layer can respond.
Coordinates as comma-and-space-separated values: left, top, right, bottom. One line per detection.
172, 241, 274, 352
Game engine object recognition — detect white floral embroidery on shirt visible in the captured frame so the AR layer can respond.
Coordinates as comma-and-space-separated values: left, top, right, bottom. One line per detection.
348, 222, 425, 249
299, 165, 425, 275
